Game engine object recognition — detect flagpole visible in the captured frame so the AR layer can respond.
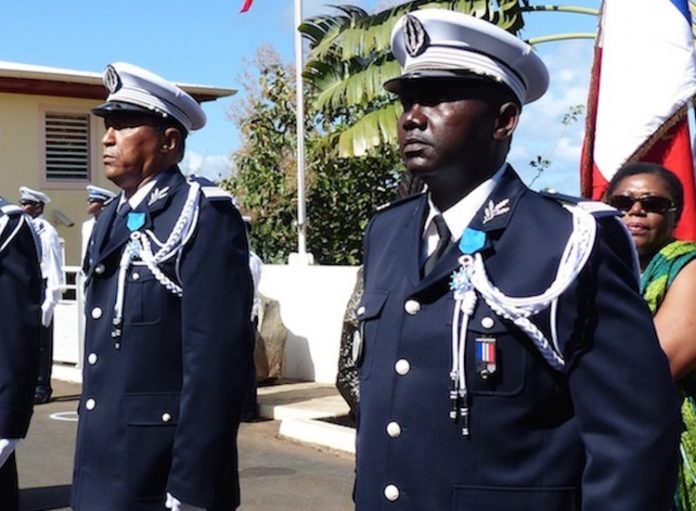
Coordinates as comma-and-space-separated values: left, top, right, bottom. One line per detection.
294, 0, 309, 261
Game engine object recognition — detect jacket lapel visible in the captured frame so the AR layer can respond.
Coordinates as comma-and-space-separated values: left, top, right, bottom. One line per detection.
400, 194, 429, 287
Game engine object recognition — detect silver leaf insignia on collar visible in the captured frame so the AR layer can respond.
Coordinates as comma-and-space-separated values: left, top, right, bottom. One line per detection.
148, 186, 170, 207
482, 198, 510, 224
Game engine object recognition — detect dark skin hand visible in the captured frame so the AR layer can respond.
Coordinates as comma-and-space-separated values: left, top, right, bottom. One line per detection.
396, 79, 520, 211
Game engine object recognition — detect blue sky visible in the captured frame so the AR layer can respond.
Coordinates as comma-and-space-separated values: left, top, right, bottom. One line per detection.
0, 0, 600, 193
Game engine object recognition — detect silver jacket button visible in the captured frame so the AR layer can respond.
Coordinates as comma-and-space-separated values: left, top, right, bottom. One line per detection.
85, 398, 96, 411
386, 421, 402, 438
91, 307, 103, 320
404, 300, 421, 315
384, 484, 400, 502
394, 359, 411, 376
481, 316, 495, 329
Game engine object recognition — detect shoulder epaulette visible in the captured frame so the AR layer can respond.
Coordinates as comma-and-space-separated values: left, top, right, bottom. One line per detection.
188, 176, 236, 205
103, 196, 117, 207
541, 190, 619, 219
375, 191, 424, 213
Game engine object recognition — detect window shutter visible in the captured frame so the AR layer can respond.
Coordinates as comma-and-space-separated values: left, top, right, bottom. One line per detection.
45, 113, 90, 181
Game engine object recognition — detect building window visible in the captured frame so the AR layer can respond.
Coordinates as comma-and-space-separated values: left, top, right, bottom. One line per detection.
45, 112, 90, 181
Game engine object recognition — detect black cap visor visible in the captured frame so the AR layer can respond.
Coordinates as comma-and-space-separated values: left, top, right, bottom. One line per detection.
91, 100, 157, 118
384, 69, 518, 100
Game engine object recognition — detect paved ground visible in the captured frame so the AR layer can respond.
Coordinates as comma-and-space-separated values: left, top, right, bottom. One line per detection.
17, 380, 355, 511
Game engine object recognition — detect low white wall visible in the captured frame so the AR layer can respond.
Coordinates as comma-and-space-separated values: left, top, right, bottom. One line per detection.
52, 264, 360, 386
259, 264, 360, 384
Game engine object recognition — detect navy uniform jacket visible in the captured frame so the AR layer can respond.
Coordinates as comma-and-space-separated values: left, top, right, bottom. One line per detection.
72, 168, 254, 511
355, 168, 681, 511
0, 198, 42, 437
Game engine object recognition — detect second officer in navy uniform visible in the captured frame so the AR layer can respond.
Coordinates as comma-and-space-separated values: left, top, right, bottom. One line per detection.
355, 9, 681, 511
72, 63, 254, 511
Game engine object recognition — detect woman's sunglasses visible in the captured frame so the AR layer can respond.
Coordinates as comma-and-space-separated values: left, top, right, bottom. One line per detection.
607, 194, 676, 214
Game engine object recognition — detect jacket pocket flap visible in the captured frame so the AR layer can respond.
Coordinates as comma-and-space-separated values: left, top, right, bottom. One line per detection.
121, 392, 180, 426
356, 291, 389, 321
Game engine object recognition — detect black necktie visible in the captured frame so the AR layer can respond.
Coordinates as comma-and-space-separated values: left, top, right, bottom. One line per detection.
108, 202, 131, 243
422, 215, 451, 277
117, 202, 131, 218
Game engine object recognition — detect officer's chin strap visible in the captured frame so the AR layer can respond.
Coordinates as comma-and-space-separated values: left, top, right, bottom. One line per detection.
449, 204, 597, 437
111, 182, 201, 347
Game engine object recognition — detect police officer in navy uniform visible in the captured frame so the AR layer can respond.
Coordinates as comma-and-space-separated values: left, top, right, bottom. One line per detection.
72, 62, 254, 511
355, 10, 681, 510
0, 197, 42, 510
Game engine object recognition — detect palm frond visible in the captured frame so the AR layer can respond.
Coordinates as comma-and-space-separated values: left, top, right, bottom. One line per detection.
338, 102, 402, 157
311, 59, 402, 111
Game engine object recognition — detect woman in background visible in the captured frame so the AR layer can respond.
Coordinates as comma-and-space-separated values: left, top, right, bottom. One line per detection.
606, 162, 696, 510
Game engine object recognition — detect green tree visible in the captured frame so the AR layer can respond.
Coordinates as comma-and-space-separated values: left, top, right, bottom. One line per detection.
222, 46, 401, 265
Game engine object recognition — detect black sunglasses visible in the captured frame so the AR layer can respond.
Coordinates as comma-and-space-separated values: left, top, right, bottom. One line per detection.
607, 194, 676, 214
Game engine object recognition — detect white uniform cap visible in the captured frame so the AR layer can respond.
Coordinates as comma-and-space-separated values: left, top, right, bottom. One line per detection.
92, 62, 206, 133
385, 9, 549, 105
19, 186, 51, 204
86, 185, 116, 202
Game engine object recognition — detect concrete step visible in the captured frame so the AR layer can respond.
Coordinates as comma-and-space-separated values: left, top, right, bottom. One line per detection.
257, 381, 355, 454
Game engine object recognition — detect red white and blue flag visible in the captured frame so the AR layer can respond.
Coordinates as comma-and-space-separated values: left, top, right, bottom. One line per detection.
581, 0, 696, 240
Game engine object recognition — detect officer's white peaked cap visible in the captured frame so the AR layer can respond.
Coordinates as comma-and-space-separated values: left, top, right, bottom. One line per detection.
19, 186, 51, 204
86, 185, 116, 202
385, 9, 549, 105
92, 62, 206, 132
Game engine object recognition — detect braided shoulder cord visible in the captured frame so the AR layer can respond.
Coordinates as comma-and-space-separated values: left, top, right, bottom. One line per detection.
469, 204, 597, 370
134, 182, 202, 297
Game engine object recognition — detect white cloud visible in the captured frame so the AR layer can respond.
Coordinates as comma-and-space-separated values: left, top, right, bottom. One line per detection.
181, 152, 234, 182
510, 39, 594, 195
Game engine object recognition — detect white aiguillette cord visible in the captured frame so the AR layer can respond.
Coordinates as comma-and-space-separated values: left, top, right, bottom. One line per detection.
111, 182, 201, 348
448, 204, 597, 437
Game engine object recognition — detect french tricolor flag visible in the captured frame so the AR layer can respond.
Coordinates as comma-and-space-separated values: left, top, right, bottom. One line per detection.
581, 0, 696, 239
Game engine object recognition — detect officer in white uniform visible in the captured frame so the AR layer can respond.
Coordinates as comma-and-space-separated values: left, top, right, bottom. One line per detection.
19, 186, 64, 405
81, 185, 116, 261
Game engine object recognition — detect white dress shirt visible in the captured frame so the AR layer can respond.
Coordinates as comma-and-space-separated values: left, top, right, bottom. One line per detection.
422, 164, 507, 257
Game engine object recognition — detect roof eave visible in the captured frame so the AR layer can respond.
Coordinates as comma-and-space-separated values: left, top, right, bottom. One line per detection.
0, 61, 236, 102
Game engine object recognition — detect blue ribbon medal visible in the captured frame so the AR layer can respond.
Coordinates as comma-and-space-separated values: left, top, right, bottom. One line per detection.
126, 211, 146, 232
458, 227, 486, 254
